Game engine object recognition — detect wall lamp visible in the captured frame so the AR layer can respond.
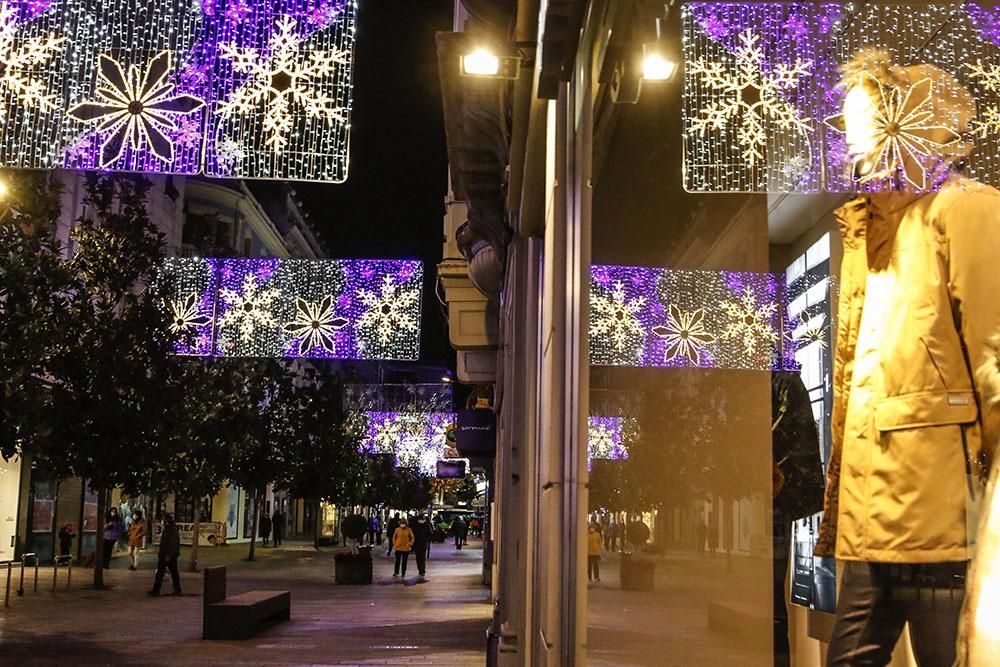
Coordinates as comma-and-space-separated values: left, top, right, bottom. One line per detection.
461, 46, 523, 80
641, 17, 677, 82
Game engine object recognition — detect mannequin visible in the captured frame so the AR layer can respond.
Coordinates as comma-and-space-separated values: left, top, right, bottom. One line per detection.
816, 53, 1000, 666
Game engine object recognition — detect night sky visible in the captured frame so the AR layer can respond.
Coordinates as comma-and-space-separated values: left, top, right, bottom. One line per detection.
297, 1, 455, 368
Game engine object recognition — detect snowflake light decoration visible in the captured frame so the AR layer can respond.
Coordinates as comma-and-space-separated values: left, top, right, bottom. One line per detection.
355, 273, 421, 356
651, 304, 715, 365
360, 411, 457, 476
720, 285, 779, 358
688, 28, 813, 166
68, 50, 205, 167
217, 272, 281, 343
157, 257, 422, 360
967, 59, 1000, 139
590, 264, 789, 371
217, 15, 348, 154
587, 416, 631, 472
590, 280, 646, 361
0, 1, 64, 121
167, 292, 212, 334
792, 314, 828, 350
282, 294, 348, 355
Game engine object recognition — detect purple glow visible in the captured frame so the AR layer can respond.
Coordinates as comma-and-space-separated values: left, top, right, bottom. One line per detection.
159, 257, 422, 360
360, 411, 457, 475
590, 264, 794, 371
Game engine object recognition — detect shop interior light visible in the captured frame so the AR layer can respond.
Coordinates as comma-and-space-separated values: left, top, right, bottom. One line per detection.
462, 48, 501, 76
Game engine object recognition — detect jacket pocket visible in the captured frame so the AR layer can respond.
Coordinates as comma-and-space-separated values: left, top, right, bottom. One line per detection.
874, 390, 979, 432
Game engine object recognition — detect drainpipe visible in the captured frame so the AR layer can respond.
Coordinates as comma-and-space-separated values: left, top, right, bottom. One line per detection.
506, 0, 543, 239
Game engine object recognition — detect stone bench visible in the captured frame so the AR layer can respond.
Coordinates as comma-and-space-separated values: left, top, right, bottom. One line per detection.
202, 566, 290, 640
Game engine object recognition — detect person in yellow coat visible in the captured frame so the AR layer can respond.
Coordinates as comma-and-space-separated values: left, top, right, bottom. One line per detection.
587, 522, 603, 582
392, 518, 415, 578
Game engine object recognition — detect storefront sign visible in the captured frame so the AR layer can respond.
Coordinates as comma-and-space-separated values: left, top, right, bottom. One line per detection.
456, 409, 496, 457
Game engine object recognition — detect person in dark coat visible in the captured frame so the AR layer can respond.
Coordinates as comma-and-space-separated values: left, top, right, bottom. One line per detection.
451, 516, 466, 550
58, 523, 75, 560
259, 512, 272, 547
102, 507, 123, 569
411, 515, 432, 577
385, 513, 400, 556
148, 514, 181, 596
271, 510, 283, 546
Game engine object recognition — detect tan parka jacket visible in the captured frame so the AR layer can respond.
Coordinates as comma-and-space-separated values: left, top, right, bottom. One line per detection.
815, 176, 1000, 563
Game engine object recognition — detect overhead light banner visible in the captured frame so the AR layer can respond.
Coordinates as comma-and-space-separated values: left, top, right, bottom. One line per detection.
0, 0, 356, 181
159, 257, 422, 360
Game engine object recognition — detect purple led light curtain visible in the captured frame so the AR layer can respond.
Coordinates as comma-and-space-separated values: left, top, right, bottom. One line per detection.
0, 0, 356, 181
360, 411, 457, 475
160, 257, 422, 359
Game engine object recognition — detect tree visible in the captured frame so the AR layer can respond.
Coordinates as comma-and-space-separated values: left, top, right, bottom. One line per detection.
276, 368, 366, 547
0, 171, 73, 461
37, 174, 175, 589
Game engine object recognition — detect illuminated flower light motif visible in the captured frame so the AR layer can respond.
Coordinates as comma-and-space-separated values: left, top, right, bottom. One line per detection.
587, 416, 630, 472
167, 292, 212, 334
217, 272, 280, 343
720, 284, 779, 357
360, 411, 457, 476
652, 304, 715, 365
355, 274, 421, 351
792, 314, 828, 350
687, 28, 814, 167
826, 73, 960, 191
282, 294, 348, 355
68, 50, 205, 168
217, 14, 349, 154
590, 280, 646, 359
0, 1, 64, 121
966, 60, 1000, 139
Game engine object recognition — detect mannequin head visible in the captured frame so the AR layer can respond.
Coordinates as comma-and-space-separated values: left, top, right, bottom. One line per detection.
832, 51, 976, 191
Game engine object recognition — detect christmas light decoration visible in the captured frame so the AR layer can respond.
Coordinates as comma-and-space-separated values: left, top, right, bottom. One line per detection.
158, 257, 422, 359
591, 264, 794, 371
360, 411, 457, 476
0, 0, 357, 181
683, 3, 1000, 193
587, 416, 631, 471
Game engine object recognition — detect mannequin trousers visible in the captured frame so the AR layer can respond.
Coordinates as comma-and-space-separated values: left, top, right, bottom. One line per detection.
827, 561, 966, 666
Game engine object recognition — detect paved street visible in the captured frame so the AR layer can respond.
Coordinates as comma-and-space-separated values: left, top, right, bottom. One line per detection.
0, 539, 490, 666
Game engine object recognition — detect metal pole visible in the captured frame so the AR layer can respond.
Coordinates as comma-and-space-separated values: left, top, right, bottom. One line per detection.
17, 558, 24, 596
52, 560, 58, 593
5, 561, 11, 607
33, 556, 38, 593
67, 559, 72, 590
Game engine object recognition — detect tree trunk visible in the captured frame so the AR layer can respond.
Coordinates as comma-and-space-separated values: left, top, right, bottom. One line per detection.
93, 487, 106, 589
247, 488, 261, 561
313, 500, 321, 550
188, 499, 201, 572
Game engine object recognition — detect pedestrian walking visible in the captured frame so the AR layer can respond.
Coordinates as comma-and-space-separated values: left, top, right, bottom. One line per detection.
391, 518, 414, 577
127, 511, 147, 570
369, 514, 381, 545
102, 507, 124, 569
412, 514, 432, 578
260, 512, 272, 547
587, 522, 603, 582
271, 510, 283, 546
451, 516, 466, 550
470, 516, 480, 538
386, 513, 401, 556
147, 514, 181, 597
58, 523, 75, 560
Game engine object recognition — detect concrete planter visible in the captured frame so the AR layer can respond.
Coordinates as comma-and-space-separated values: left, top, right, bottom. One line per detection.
619, 553, 656, 591
334, 548, 373, 585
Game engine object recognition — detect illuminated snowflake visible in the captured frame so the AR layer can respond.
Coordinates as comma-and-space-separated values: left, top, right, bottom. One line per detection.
218, 15, 349, 153
688, 29, 813, 166
356, 275, 420, 347
218, 273, 280, 343
371, 415, 402, 455
792, 314, 827, 350
780, 154, 810, 183
651, 304, 715, 364
588, 423, 618, 460
967, 60, 1000, 139
214, 137, 245, 169
68, 50, 205, 167
166, 292, 211, 334
0, 1, 65, 120
719, 285, 778, 356
282, 294, 348, 355
590, 281, 647, 354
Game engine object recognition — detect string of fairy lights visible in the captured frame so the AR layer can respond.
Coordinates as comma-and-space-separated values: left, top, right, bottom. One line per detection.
683, 2, 1000, 193
0, 0, 356, 181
